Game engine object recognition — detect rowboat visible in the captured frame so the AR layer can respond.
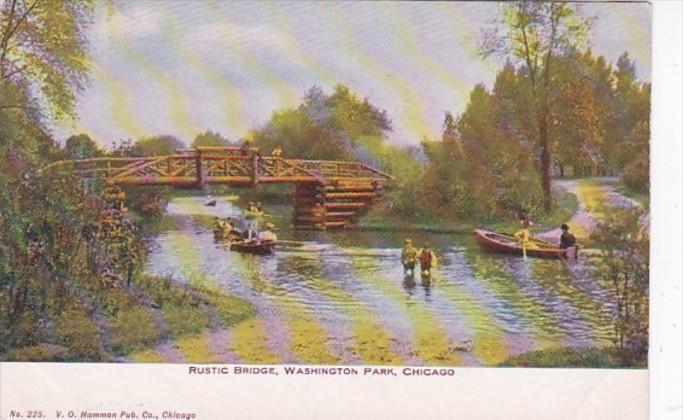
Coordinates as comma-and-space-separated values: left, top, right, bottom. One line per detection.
213, 228, 243, 242
229, 240, 276, 255
473, 229, 577, 259
205, 200, 217, 207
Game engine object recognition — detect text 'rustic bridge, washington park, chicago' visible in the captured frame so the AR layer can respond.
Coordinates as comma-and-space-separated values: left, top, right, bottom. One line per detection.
42, 146, 393, 230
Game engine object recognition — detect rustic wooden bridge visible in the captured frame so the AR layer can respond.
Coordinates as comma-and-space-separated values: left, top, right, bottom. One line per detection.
44, 146, 392, 230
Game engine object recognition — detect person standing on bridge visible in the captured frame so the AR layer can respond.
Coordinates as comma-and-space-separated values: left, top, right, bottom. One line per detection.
271, 147, 282, 158
240, 139, 253, 157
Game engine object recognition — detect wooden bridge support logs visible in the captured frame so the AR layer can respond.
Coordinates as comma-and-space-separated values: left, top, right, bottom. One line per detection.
293, 179, 383, 230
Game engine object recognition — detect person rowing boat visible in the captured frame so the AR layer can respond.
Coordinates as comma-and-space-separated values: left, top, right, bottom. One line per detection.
213, 217, 242, 241
229, 222, 277, 255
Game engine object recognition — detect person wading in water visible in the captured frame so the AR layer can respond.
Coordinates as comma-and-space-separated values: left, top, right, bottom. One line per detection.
419, 243, 437, 279
401, 239, 418, 277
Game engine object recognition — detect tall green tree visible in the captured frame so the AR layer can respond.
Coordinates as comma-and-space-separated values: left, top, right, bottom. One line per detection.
192, 130, 231, 148
128, 135, 185, 157
0, 0, 94, 119
63, 133, 101, 160
480, 2, 590, 210
251, 84, 391, 162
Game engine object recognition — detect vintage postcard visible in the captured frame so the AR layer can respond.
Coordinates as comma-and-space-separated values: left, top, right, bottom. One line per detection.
0, 0, 675, 419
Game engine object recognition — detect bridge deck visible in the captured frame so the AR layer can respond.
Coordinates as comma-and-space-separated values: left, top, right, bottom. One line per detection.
43, 147, 392, 187
43, 147, 392, 230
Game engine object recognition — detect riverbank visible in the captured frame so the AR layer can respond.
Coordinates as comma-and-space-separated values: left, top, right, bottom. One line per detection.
212, 180, 580, 237
499, 346, 646, 368
358, 189, 578, 236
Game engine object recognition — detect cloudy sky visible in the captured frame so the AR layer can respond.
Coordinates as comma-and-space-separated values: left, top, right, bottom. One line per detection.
55, 1, 651, 148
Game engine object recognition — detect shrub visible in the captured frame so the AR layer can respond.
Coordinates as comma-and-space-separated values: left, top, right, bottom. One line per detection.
591, 206, 649, 366
622, 152, 649, 193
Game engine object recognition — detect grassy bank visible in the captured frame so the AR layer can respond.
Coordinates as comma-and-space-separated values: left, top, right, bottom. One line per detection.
359, 190, 578, 235
615, 183, 649, 208
499, 346, 646, 368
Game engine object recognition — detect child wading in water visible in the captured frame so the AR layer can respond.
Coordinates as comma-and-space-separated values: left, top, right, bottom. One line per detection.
419, 243, 437, 279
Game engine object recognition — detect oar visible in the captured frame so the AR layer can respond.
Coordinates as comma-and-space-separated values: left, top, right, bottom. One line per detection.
277, 240, 307, 246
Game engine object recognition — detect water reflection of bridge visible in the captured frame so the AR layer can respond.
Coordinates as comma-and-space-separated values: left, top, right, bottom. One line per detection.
45, 146, 392, 230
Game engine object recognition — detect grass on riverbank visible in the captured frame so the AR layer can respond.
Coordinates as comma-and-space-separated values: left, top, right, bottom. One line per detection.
615, 184, 649, 208
360, 189, 578, 235
499, 346, 646, 368
489, 190, 578, 234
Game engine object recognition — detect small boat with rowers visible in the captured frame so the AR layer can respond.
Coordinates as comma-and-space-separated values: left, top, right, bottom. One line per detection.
473, 228, 578, 259
228, 222, 278, 255
229, 240, 276, 255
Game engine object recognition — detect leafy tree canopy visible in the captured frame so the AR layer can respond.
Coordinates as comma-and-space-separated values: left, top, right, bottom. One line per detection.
63, 133, 101, 160
192, 130, 232, 148
112, 135, 186, 157
0, 0, 95, 119
251, 84, 392, 161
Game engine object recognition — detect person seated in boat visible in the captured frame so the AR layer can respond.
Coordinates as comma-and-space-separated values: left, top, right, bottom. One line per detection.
214, 216, 228, 231
226, 220, 242, 242
258, 223, 277, 243
213, 217, 226, 240
559, 224, 577, 249
401, 239, 418, 277
419, 243, 437, 278
221, 217, 233, 233
246, 201, 259, 213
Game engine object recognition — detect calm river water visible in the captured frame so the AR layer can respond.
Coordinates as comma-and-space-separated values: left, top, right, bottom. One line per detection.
144, 196, 616, 366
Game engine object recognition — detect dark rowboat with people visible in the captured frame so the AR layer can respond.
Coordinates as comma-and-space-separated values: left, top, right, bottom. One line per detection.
229, 240, 276, 255
213, 228, 243, 242
205, 200, 217, 207
473, 229, 578, 259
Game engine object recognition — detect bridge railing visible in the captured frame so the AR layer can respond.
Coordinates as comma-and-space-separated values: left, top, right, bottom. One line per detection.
41, 150, 392, 186
294, 159, 393, 181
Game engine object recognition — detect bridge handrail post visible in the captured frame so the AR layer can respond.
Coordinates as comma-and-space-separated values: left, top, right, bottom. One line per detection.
196, 149, 204, 188
252, 152, 259, 185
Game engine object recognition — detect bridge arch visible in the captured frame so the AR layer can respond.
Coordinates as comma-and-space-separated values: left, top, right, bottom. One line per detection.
43, 146, 392, 230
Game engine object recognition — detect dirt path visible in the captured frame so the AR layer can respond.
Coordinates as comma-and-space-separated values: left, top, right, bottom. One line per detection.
537, 177, 643, 242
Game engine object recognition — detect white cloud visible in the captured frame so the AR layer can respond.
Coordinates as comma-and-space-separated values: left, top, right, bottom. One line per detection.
92, 4, 163, 41
187, 21, 289, 53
